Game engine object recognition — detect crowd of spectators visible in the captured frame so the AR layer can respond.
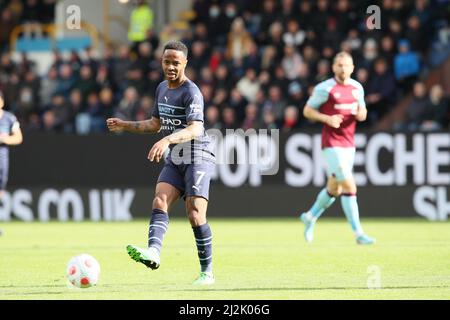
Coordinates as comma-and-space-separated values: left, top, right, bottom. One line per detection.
0, 0, 449, 135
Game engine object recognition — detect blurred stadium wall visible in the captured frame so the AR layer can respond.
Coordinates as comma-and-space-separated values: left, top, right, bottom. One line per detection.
2, 131, 449, 222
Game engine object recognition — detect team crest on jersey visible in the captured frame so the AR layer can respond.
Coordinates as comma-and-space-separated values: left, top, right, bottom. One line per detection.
164, 96, 169, 103
333, 92, 341, 99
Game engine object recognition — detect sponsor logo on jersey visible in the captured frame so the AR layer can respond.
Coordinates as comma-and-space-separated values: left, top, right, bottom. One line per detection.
160, 117, 182, 126
334, 102, 358, 110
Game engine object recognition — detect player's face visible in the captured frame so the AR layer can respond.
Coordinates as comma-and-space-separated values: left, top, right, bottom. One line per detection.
332, 56, 354, 82
0, 96, 4, 109
162, 49, 187, 83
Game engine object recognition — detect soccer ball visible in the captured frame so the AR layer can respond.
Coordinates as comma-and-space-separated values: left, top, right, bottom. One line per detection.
66, 254, 101, 288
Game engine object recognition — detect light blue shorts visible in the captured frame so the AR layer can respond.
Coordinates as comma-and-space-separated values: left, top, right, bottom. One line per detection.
322, 147, 355, 182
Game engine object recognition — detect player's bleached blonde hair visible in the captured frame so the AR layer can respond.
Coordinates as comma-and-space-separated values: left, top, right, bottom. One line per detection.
333, 51, 354, 65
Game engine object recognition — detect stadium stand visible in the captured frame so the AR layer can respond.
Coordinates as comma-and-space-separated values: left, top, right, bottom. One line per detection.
0, 0, 449, 134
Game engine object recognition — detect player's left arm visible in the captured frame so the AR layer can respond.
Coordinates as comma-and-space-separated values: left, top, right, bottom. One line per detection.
354, 83, 367, 122
0, 122, 23, 145
148, 121, 203, 162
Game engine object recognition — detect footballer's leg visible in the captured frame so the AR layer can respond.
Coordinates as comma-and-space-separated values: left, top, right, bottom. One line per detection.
300, 148, 340, 242
340, 178, 375, 245
127, 160, 183, 269
186, 160, 215, 285
300, 177, 339, 242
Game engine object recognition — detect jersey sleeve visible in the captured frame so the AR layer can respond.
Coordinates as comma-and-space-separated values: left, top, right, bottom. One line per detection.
355, 83, 366, 109
151, 85, 160, 119
306, 83, 330, 109
11, 114, 20, 132
185, 86, 204, 123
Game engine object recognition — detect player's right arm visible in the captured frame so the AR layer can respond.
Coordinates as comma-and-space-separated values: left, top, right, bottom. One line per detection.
303, 82, 343, 129
106, 117, 161, 134
303, 106, 344, 129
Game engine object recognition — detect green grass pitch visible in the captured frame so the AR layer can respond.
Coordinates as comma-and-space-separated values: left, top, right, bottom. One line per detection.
1, 218, 449, 300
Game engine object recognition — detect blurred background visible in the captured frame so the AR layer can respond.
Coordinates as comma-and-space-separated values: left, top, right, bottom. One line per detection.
0, 0, 449, 221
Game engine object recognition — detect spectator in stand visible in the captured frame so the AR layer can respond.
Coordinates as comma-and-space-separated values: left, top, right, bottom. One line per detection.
405, 15, 427, 53
366, 58, 398, 123
387, 18, 404, 45
257, 0, 278, 46
189, 41, 209, 71
396, 81, 429, 131
302, 44, 319, 73
214, 64, 233, 91
125, 64, 146, 95
55, 64, 75, 98
212, 88, 228, 110
241, 102, 260, 130
315, 59, 331, 83
267, 21, 285, 60
222, 106, 237, 129
242, 41, 262, 72
21, 0, 43, 38
113, 45, 132, 93
41, 0, 57, 24
262, 85, 287, 121
282, 18, 306, 48
40, 66, 58, 107
355, 67, 369, 91
280, 0, 297, 21
205, 105, 222, 130
199, 83, 214, 108
114, 86, 139, 121
86, 92, 105, 133
96, 64, 114, 92
261, 45, 279, 73
420, 84, 449, 131
286, 81, 306, 110
66, 89, 83, 133
379, 35, 396, 67
226, 17, 254, 65
279, 105, 301, 132
281, 45, 303, 81
128, 0, 154, 54
0, 8, 16, 52
136, 42, 154, 76
3, 73, 21, 113
272, 65, 289, 91
99, 87, 115, 120
236, 68, 261, 103
206, 2, 230, 47
261, 109, 278, 130
73, 64, 98, 104
45, 94, 68, 132
358, 38, 378, 71
41, 109, 57, 132
229, 88, 248, 123
394, 39, 420, 95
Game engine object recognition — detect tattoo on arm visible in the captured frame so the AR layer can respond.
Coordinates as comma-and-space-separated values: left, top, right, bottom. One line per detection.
127, 120, 159, 133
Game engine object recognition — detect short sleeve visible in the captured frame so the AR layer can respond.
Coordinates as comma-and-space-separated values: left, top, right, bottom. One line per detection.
306, 83, 330, 109
10, 114, 20, 132
356, 84, 366, 109
152, 86, 160, 119
349, 80, 366, 109
185, 86, 204, 123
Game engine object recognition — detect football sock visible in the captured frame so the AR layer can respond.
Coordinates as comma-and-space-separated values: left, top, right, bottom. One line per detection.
193, 223, 213, 273
341, 194, 364, 236
306, 188, 336, 221
148, 209, 169, 254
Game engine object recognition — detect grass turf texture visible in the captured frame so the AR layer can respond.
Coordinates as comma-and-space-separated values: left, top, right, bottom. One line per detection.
0, 218, 449, 300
